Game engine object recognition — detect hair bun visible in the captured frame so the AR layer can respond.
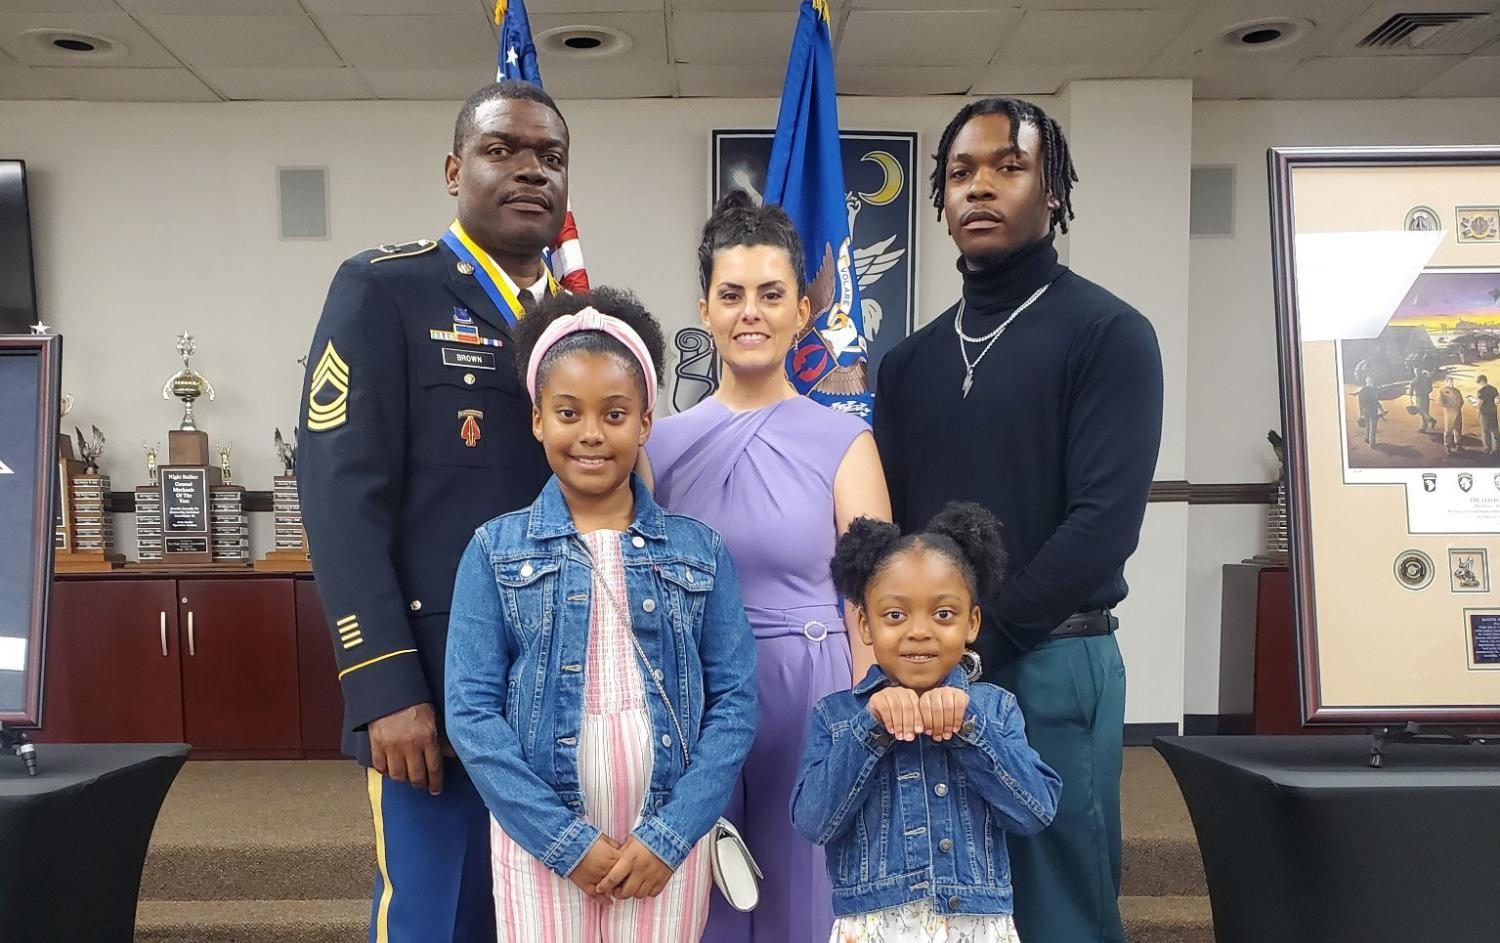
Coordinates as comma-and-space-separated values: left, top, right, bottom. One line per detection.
925, 502, 1006, 599
829, 516, 902, 603
713, 189, 758, 216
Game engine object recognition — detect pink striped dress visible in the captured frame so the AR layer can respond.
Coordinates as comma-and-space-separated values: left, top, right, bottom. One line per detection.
490, 529, 711, 943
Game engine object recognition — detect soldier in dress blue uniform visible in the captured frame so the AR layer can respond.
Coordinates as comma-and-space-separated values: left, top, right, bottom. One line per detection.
297, 79, 569, 943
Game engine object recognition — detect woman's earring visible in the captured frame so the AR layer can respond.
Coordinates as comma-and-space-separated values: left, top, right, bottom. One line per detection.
959, 649, 982, 682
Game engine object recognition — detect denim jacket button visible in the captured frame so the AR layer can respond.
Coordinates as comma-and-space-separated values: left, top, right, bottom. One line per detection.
961, 719, 975, 736
934, 782, 949, 798
948, 896, 961, 911
632, 536, 646, 548
685, 569, 694, 583
520, 563, 533, 578
643, 598, 656, 613
661, 734, 672, 748
653, 668, 664, 682
939, 838, 953, 853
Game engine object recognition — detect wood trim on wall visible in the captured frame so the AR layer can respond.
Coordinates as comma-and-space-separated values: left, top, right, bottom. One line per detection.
106, 481, 1281, 513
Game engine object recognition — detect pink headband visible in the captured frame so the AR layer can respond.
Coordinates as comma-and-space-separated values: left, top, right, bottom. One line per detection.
525, 306, 658, 412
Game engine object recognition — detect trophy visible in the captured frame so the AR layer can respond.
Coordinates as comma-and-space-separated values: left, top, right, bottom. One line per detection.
1259, 430, 1290, 564
53, 416, 124, 573
136, 332, 247, 567
256, 426, 311, 572
143, 442, 160, 485
162, 330, 215, 436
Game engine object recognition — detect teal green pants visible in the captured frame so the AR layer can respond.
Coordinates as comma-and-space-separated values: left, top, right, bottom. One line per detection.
993, 633, 1127, 943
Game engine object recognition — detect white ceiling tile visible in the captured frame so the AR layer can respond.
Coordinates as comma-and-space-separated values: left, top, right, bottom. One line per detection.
1188, 58, 1302, 99
356, 66, 493, 100
674, 63, 780, 97
972, 61, 1139, 96
1148, 0, 1366, 72
998, 9, 1193, 67
116, 0, 307, 13
0, 0, 118, 12
316, 14, 497, 69
670, 10, 796, 65
836, 64, 978, 96
668, 0, 818, 9
1266, 55, 1463, 99
36, 65, 218, 100
847, 0, 1013, 10
302, 0, 487, 13
137, 15, 343, 69
540, 60, 673, 98
529, 0, 662, 11
1016, 0, 1198, 7
532, 10, 668, 66
0, 12, 182, 66
0, 63, 69, 98
1413, 55, 1500, 97
199, 66, 375, 100
839, 10, 1020, 67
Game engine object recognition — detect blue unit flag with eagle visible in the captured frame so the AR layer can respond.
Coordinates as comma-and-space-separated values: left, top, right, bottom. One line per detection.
763, 0, 873, 420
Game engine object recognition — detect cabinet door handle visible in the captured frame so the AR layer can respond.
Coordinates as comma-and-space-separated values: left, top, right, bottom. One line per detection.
188, 611, 196, 657
160, 611, 168, 657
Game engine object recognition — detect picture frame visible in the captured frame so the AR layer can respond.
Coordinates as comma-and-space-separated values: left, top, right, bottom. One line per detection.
0, 333, 61, 727
1268, 145, 1500, 725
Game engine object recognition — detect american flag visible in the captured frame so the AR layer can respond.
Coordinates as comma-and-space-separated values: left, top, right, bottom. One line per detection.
495, 0, 590, 293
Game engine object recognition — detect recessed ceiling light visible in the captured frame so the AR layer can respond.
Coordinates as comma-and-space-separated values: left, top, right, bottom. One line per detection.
535, 25, 632, 60
1218, 18, 1311, 53
20, 28, 126, 62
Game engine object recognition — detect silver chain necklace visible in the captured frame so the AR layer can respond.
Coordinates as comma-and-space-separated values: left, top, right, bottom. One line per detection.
954, 280, 1052, 398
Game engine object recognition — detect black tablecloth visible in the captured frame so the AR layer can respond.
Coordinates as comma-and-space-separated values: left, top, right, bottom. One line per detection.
0, 743, 188, 943
1156, 735, 1500, 943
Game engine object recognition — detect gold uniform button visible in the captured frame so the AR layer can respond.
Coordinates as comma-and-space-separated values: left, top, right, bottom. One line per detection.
409, 600, 422, 611
456, 261, 475, 275
464, 373, 476, 385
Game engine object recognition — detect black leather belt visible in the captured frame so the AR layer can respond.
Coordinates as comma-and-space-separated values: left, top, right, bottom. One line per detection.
1050, 609, 1118, 639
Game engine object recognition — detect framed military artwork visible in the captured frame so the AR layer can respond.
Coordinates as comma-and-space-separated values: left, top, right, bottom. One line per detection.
1269, 145, 1500, 724
668, 129, 917, 414
0, 333, 61, 727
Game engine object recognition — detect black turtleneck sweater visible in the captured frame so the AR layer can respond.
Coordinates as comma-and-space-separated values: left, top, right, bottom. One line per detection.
874, 236, 1163, 666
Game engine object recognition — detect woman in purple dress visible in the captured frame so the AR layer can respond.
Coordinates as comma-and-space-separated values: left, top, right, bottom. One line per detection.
644, 192, 891, 943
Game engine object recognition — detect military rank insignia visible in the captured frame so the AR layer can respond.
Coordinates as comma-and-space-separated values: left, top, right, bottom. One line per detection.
306, 341, 350, 431
458, 409, 483, 448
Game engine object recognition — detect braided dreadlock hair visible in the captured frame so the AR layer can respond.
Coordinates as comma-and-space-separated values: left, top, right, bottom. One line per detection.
929, 97, 1078, 234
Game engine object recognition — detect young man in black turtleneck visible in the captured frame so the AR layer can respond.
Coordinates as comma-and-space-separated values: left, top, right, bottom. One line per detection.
874, 98, 1163, 943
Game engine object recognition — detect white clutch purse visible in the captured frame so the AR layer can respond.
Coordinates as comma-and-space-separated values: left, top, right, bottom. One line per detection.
709, 816, 763, 912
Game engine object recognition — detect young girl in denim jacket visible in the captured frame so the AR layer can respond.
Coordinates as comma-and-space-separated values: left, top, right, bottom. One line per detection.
791, 503, 1060, 942
446, 287, 758, 943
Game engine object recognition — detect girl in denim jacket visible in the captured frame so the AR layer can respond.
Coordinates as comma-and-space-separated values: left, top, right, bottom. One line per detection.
791, 503, 1061, 942
446, 288, 758, 943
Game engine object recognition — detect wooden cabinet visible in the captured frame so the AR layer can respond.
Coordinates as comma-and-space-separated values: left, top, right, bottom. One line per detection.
36, 580, 184, 744
180, 579, 300, 752
36, 573, 337, 758
295, 579, 345, 756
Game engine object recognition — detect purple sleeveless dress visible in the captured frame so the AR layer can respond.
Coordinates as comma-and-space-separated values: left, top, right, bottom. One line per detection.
648, 395, 868, 943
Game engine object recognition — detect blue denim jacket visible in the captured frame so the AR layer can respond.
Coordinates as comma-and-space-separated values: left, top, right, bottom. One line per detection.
446, 475, 757, 879
791, 666, 1060, 917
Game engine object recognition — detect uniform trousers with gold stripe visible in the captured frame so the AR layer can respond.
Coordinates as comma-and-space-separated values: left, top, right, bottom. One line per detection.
365, 760, 495, 943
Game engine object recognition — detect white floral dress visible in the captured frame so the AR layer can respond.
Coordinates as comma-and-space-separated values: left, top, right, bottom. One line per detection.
829, 902, 1022, 943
